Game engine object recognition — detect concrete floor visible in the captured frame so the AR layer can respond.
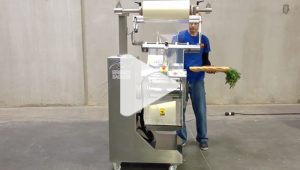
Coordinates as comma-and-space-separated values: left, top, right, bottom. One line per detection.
0, 105, 300, 170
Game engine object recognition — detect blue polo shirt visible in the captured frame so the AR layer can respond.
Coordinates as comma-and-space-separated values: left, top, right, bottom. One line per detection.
177, 30, 211, 83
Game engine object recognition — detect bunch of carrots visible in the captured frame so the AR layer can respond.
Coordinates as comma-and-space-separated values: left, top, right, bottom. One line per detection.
189, 66, 241, 88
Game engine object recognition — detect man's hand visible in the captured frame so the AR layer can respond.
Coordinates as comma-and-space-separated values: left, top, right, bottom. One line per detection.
207, 70, 216, 74
206, 65, 216, 74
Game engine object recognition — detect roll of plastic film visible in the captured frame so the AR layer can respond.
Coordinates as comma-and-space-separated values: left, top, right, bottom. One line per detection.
143, 0, 190, 20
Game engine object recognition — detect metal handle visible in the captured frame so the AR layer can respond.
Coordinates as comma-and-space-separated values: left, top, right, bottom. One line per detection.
197, 0, 204, 6
134, 1, 142, 7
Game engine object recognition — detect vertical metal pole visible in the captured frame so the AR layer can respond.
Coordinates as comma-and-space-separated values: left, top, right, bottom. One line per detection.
118, 15, 128, 55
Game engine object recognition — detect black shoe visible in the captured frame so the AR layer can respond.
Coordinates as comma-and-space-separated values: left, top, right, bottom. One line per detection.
199, 142, 208, 151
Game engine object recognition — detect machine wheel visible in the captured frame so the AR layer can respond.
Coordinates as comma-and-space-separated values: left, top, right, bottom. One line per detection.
113, 162, 121, 170
169, 164, 177, 170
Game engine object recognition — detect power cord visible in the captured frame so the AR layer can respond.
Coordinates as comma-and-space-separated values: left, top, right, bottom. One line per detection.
225, 112, 300, 116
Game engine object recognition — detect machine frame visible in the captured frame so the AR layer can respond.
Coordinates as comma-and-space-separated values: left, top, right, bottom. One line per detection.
108, 1, 212, 170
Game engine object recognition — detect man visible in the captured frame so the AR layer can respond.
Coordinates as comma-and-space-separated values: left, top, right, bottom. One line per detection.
176, 20, 213, 151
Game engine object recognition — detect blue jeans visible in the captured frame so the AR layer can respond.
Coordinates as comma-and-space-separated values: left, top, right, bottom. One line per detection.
177, 80, 208, 143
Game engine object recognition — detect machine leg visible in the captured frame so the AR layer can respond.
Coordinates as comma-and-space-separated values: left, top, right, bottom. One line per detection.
169, 164, 177, 170
113, 162, 121, 170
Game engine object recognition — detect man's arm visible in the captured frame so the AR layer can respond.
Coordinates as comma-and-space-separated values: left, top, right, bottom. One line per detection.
202, 52, 211, 66
203, 52, 216, 74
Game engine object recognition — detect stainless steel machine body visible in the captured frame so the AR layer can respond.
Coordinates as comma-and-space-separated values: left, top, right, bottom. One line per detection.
108, 56, 184, 170
108, 1, 212, 170
108, 53, 187, 170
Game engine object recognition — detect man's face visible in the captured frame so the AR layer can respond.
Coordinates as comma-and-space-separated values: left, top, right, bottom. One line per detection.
189, 23, 199, 35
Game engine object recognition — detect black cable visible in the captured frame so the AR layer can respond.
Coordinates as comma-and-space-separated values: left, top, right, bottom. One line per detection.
225, 112, 300, 116
136, 109, 154, 143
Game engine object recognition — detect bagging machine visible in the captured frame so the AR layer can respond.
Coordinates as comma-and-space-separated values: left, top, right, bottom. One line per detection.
107, 1, 212, 170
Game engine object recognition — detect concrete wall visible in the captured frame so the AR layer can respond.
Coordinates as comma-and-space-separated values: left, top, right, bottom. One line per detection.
205, 0, 300, 104
0, 0, 85, 107
82, 0, 118, 106
0, 0, 299, 107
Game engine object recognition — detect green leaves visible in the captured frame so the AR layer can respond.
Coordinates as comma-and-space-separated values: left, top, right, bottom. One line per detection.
225, 68, 241, 88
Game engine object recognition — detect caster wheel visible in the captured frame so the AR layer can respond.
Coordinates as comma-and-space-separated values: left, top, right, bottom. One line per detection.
113, 162, 121, 170
169, 165, 177, 170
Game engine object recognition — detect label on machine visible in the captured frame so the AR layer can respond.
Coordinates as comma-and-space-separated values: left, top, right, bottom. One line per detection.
144, 101, 178, 126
